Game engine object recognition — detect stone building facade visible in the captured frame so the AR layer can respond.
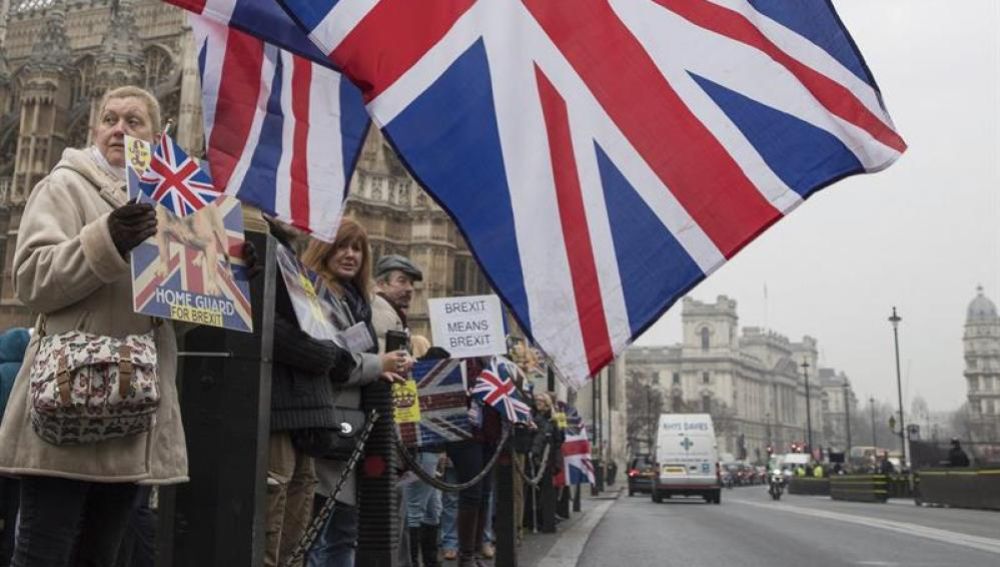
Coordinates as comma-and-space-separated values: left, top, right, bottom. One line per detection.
0, 0, 491, 337
626, 295, 854, 462
819, 367, 857, 453
0, 0, 199, 328
964, 286, 1000, 454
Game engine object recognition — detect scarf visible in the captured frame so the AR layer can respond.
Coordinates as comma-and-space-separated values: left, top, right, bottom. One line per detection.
89, 146, 126, 184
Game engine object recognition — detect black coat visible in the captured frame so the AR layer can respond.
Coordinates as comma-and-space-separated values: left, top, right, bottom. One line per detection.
270, 269, 356, 431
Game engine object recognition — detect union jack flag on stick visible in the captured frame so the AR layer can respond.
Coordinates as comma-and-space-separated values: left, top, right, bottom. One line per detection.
137, 132, 220, 217
471, 359, 532, 424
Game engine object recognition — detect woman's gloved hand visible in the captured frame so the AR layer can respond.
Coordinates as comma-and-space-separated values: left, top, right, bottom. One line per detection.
242, 241, 263, 280
108, 200, 157, 257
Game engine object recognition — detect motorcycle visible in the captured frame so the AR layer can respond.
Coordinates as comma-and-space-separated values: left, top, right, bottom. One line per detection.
768, 471, 785, 501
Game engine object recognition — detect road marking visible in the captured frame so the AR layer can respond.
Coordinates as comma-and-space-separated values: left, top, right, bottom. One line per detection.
538, 498, 616, 567
735, 499, 1000, 556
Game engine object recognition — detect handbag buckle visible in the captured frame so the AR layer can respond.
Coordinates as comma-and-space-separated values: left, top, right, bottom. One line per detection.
56, 356, 71, 406
118, 344, 134, 399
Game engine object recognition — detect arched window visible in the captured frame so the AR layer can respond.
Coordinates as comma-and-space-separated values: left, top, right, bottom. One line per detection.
143, 46, 175, 91
672, 395, 684, 413
700, 327, 710, 351
70, 56, 96, 107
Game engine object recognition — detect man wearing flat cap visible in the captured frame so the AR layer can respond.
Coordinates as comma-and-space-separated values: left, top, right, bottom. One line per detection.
372, 255, 443, 566
372, 254, 424, 346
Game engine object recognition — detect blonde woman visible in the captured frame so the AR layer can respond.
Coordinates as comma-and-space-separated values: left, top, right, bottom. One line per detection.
300, 218, 409, 567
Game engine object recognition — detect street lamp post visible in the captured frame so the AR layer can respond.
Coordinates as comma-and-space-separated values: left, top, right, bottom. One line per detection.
801, 359, 813, 456
765, 412, 772, 448
869, 397, 877, 450
843, 381, 853, 460
888, 307, 910, 471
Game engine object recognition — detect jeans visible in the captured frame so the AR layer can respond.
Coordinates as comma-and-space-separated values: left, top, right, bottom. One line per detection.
483, 489, 494, 544
114, 487, 155, 567
445, 442, 493, 508
13, 476, 139, 567
307, 502, 357, 567
405, 452, 442, 528
439, 467, 458, 551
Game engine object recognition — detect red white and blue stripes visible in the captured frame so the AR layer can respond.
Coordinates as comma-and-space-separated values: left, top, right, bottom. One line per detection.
186, 3, 367, 241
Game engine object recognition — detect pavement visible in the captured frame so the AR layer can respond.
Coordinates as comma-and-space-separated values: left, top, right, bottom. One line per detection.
514, 485, 623, 567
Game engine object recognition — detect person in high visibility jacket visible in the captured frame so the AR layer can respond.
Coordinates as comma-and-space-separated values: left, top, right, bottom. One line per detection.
813, 464, 824, 478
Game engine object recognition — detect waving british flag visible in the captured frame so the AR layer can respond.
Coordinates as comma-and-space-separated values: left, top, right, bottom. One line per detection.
138, 132, 220, 217
171, 0, 905, 388
471, 360, 532, 424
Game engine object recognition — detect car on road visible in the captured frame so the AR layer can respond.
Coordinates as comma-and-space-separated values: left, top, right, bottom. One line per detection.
627, 454, 656, 496
650, 413, 722, 504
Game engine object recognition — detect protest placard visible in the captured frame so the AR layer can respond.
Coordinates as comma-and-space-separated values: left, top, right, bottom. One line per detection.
125, 136, 253, 332
273, 242, 341, 343
427, 294, 505, 358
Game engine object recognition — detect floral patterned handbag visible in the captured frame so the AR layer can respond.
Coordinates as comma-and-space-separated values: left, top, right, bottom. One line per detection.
28, 325, 160, 446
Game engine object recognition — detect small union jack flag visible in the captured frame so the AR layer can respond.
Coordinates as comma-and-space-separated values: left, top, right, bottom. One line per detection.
471, 360, 532, 425
138, 132, 221, 217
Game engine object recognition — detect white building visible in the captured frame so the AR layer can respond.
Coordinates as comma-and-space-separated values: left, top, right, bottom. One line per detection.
819, 368, 857, 452
965, 286, 1000, 457
626, 296, 851, 462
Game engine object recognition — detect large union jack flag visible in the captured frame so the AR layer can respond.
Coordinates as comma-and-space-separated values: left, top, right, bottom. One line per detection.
397, 359, 474, 448
170, 0, 905, 388
138, 132, 220, 217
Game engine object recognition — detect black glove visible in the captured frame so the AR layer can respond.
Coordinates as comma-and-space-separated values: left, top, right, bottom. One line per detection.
108, 200, 157, 257
242, 241, 263, 280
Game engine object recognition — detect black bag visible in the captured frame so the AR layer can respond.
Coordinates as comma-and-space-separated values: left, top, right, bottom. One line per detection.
290, 407, 367, 461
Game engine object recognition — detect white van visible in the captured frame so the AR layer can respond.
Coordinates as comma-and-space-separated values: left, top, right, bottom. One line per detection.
652, 413, 721, 504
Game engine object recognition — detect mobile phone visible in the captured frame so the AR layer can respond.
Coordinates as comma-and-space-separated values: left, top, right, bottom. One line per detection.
385, 330, 410, 353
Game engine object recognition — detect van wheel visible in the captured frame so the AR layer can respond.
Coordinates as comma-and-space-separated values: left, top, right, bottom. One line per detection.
712, 490, 722, 504
652, 490, 663, 504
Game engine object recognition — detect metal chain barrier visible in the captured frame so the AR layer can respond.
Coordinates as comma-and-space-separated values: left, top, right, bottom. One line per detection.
513, 441, 552, 487
393, 424, 511, 492
281, 410, 380, 567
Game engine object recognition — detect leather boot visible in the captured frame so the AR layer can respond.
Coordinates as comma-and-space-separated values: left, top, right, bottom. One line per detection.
409, 526, 422, 566
456, 504, 480, 567
420, 523, 441, 567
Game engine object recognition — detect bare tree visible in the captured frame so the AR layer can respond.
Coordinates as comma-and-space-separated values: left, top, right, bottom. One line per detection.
626, 372, 663, 455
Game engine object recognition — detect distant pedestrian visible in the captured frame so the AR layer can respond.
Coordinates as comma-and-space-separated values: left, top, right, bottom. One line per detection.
879, 453, 894, 475
947, 438, 970, 468
0, 327, 30, 566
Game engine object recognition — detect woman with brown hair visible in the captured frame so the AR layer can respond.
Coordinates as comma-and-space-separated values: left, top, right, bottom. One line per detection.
300, 218, 410, 567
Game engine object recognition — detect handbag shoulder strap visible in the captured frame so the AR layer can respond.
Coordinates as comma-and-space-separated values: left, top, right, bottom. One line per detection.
35, 314, 47, 338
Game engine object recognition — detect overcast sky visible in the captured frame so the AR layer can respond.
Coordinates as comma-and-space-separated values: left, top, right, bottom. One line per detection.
634, 0, 1000, 412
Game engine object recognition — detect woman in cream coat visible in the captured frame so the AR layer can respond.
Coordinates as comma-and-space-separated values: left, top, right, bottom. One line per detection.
0, 86, 185, 567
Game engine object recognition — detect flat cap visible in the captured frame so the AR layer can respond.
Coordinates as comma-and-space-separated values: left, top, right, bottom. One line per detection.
374, 254, 423, 282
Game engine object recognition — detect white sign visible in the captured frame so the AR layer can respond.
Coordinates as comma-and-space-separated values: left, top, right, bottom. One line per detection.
428, 295, 506, 358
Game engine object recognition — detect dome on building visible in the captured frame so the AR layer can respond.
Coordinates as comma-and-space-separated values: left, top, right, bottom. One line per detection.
968, 286, 998, 322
